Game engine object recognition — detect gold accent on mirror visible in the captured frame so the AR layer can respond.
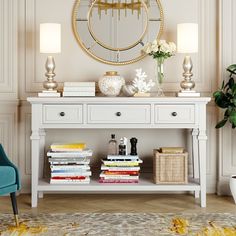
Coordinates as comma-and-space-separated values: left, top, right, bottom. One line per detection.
90, 0, 150, 19
88, 0, 149, 52
72, 0, 164, 65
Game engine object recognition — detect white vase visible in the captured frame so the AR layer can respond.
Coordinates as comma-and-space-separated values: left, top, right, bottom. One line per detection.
99, 71, 125, 97
229, 175, 236, 203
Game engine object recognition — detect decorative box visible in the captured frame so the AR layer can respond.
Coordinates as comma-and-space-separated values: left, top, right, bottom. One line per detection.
153, 149, 188, 184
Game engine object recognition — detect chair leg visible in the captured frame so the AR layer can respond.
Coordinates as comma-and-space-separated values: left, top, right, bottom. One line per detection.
10, 192, 19, 227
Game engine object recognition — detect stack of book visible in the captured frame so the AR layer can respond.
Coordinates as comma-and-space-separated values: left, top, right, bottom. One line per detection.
99, 155, 143, 183
47, 143, 93, 184
63, 82, 96, 97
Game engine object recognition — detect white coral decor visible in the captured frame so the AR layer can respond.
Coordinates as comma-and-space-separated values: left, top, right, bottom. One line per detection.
132, 68, 155, 93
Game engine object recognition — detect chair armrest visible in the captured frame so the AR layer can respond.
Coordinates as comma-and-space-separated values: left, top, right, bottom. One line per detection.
0, 144, 21, 190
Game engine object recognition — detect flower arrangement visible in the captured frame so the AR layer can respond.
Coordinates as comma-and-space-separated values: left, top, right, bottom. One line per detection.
143, 39, 176, 59
132, 68, 154, 94
143, 40, 176, 96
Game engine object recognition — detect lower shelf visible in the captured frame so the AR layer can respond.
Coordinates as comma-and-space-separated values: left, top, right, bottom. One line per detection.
37, 176, 201, 192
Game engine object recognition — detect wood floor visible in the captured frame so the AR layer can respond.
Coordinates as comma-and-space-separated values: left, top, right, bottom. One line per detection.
0, 194, 236, 214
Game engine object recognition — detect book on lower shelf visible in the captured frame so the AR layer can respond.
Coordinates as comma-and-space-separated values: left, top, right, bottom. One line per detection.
50, 143, 86, 152
48, 143, 93, 184
50, 177, 90, 184
99, 155, 142, 184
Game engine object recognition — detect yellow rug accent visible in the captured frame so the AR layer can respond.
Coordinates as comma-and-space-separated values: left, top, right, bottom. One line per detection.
196, 222, 236, 236
170, 217, 190, 235
0, 222, 47, 236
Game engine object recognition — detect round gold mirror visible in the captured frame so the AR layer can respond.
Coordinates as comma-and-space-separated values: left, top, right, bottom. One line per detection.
72, 0, 164, 65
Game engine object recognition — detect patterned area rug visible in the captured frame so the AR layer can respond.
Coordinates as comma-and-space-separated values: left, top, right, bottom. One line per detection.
0, 213, 236, 236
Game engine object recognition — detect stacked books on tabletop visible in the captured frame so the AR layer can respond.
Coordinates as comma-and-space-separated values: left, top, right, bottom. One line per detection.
47, 143, 93, 184
99, 155, 143, 184
63, 82, 96, 97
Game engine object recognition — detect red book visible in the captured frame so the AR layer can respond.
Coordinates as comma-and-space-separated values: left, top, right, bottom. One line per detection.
99, 179, 138, 183
103, 171, 139, 176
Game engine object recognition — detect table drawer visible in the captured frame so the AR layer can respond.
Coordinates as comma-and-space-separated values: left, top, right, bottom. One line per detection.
155, 105, 195, 124
88, 104, 151, 124
43, 105, 83, 124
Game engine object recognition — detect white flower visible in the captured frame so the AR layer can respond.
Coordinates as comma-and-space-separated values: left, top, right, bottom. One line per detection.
169, 42, 176, 53
159, 40, 167, 46
151, 44, 159, 53
160, 42, 171, 53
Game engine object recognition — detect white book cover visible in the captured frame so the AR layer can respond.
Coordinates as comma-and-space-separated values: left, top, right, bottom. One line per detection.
99, 174, 139, 180
49, 160, 90, 165
101, 165, 140, 171
50, 165, 90, 170
47, 150, 93, 157
107, 155, 139, 160
64, 87, 95, 92
64, 82, 95, 87
51, 171, 92, 177
50, 179, 90, 184
49, 148, 93, 155
103, 159, 143, 165
63, 91, 95, 97
49, 160, 91, 164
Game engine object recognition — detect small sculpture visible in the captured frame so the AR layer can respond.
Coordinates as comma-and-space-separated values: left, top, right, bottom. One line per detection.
132, 68, 155, 96
130, 137, 138, 155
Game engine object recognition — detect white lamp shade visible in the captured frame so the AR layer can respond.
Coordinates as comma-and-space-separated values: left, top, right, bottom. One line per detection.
40, 23, 61, 53
177, 23, 198, 53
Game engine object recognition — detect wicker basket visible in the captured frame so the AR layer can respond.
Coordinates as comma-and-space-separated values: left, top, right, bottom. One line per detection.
153, 149, 188, 184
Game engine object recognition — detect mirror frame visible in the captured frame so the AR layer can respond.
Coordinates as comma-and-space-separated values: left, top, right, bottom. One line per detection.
72, 0, 164, 65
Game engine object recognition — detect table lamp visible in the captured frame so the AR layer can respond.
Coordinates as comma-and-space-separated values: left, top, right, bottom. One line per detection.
40, 23, 61, 93
177, 23, 200, 97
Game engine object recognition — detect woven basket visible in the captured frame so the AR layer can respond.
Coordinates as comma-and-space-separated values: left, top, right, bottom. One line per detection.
153, 149, 188, 184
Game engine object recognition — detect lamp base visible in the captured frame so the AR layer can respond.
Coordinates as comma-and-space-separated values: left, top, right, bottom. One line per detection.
43, 56, 58, 91
177, 90, 200, 97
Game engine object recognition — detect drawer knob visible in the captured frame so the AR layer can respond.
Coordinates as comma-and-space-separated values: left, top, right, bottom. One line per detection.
116, 112, 122, 117
172, 112, 177, 117
59, 112, 65, 117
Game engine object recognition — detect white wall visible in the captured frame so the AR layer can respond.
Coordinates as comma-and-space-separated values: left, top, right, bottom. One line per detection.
0, 0, 218, 193
218, 0, 236, 195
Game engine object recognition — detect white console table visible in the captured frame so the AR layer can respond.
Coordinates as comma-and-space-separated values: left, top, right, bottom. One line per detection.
27, 96, 211, 208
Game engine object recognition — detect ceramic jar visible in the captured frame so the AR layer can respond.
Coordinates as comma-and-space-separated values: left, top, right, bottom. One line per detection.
98, 71, 125, 97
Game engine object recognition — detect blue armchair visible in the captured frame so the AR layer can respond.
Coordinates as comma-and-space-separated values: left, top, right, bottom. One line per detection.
0, 144, 21, 226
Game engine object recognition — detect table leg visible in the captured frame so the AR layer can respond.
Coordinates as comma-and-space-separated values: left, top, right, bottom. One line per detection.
198, 130, 207, 208
192, 129, 200, 198
30, 130, 40, 208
